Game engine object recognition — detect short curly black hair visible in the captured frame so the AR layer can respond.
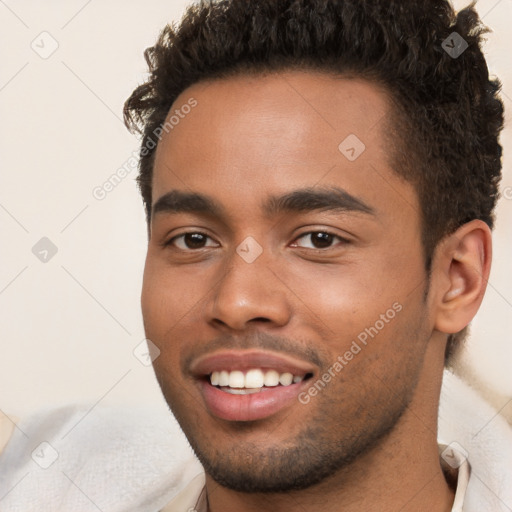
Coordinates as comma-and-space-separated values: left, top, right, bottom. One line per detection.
124, 0, 504, 364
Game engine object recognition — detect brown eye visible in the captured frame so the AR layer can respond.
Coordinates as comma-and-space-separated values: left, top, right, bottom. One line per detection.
168, 232, 218, 250
293, 231, 346, 250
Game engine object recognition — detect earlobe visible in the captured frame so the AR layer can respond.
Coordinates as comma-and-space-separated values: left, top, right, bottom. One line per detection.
434, 220, 492, 334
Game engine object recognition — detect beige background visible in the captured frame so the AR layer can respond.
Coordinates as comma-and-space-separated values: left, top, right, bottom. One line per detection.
0, 0, 511, 421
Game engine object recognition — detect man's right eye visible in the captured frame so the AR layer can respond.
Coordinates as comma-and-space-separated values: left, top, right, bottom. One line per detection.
166, 232, 219, 250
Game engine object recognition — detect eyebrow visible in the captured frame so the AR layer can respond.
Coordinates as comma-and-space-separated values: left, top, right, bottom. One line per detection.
152, 186, 375, 220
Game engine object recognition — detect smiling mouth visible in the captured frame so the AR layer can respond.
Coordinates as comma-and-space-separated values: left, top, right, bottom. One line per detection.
191, 349, 317, 421
208, 368, 314, 395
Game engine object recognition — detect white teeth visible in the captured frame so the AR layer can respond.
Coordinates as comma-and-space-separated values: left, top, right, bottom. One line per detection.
279, 372, 293, 386
219, 371, 230, 386
223, 388, 262, 395
209, 369, 306, 389
229, 371, 245, 388
245, 369, 265, 388
263, 370, 280, 387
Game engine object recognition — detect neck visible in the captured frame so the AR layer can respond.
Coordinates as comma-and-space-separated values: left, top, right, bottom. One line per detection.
205, 336, 455, 512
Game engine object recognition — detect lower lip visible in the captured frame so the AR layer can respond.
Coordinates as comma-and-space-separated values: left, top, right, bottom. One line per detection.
200, 380, 306, 422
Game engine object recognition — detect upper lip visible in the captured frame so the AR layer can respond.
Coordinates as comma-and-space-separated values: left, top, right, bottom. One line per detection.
190, 350, 317, 378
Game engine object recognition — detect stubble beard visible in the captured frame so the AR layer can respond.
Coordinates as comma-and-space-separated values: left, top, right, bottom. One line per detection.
163, 363, 422, 494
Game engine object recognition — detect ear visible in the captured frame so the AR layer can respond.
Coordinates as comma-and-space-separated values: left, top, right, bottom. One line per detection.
432, 220, 492, 334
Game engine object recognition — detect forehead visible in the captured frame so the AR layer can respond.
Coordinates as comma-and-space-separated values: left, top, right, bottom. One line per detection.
155, 71, 390, 167
152, 70, 417, 225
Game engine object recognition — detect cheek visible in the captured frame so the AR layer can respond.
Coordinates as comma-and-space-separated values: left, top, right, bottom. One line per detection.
285, 257, 427, 370
282, 260, 405, 333
141, 255, 208, 337
141, 263, 192, 389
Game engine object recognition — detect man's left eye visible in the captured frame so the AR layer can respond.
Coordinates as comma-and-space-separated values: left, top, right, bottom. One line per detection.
292, 231, 347, 250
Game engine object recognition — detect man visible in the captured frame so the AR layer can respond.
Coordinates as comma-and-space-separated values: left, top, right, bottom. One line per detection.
0, 1, 510, 510
121, 0, 511, 511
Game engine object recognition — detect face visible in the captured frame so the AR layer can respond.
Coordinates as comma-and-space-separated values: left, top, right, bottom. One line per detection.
142, 71, 434, 492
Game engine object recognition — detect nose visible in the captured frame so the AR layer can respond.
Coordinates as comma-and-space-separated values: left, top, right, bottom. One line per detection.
206, 251, 292, 332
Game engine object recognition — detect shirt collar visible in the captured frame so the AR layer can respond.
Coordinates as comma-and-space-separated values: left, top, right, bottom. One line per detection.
440, 443, 471, 512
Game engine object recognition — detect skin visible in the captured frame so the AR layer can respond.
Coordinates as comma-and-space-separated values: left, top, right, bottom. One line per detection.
141, 71, 492, 512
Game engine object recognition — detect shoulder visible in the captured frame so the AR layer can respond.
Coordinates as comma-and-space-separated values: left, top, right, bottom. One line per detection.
439, 370, 512, 510
0, 403, 203, 512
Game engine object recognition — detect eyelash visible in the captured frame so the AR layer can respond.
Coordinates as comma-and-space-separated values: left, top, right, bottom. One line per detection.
164, 230, 349, 251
